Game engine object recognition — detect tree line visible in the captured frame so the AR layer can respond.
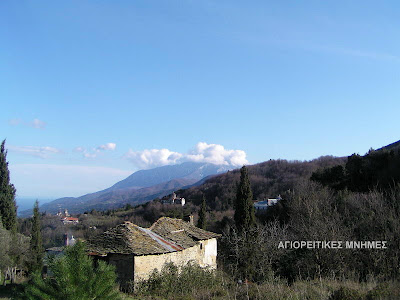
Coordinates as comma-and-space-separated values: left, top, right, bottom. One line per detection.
311, 147, 400, 192
0, 140, 43, 283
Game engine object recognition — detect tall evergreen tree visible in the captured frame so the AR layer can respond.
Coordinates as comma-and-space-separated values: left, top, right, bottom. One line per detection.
234, 166, 256, 231
30, 200, 43, 272
197, 195, 207, 229
0, 140, 17, 233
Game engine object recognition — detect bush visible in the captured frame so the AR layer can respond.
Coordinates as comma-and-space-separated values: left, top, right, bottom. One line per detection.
21, 241, 122, 300
133, 262, 229, 300
366, 282, 400, 300
329, 287, 364, 300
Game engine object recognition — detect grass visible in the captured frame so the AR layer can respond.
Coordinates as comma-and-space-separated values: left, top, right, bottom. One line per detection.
0, 282, 25, 300
128, 266, 400, 300
3, 273, 400, 300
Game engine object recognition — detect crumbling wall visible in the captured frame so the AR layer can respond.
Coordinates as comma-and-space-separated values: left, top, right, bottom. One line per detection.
199, 238, 217, 268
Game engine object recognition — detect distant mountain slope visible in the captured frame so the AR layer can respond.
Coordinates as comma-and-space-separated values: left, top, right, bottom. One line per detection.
37, 178, 197, 214
20, 162, 234, 216
377, 139, 400, 152
109, 162, 230, 190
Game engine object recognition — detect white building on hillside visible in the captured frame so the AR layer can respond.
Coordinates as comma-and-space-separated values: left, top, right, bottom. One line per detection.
254, 195, 282, 210
161, 192, 186, 206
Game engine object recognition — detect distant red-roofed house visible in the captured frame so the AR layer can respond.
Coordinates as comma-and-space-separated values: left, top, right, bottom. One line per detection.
61, 217, 79, 225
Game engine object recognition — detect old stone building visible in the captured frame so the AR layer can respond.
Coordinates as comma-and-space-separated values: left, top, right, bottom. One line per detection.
161, 192, 186, 206
87, 217, 220, 288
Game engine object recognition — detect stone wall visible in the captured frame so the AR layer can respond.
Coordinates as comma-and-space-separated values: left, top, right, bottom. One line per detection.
199, 238, 217, 268
133, 238, 217, 281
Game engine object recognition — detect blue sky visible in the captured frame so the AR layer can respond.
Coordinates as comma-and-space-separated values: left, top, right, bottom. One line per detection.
1, 1, 399, 200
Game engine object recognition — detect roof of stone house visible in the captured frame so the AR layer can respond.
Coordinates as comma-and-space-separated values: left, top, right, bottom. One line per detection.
87, 221, 182, 256
150, 217, 221, 249
87, 217, 220, 256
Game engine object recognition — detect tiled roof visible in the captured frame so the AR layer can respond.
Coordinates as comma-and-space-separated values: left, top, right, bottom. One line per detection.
87, 218, 220, 256
150, 217, 220, 249
87, 222, 177, 256
62, 217, 79, 221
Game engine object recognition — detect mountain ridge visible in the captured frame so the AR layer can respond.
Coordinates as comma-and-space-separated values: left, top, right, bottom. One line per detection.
20, 162, 235, 216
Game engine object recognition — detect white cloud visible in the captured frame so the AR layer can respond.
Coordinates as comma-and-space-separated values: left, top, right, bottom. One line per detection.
9, 145, 62, 159
75, 142, 116, 158
9, 164, 132, 198
30, 118, 46, 129
187, 142, 248, 166
8, 118, 46, 129
74, 147, 85, 153
8, 118, 23, 126
124, 142, 248, 169
124, 148, 183, 169
97, 143, 116, 151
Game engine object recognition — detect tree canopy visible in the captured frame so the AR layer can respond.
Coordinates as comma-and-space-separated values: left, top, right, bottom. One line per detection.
197, 195, 207, 229
29, 200, 43, 273
0, 140, 17, 233
234, 166, 255, 231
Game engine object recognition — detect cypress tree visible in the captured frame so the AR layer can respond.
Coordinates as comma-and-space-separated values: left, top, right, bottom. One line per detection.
0, 140, 17, 233
30, 200, 43, 272
197, 195, 207, 229
234, 166, 256, 231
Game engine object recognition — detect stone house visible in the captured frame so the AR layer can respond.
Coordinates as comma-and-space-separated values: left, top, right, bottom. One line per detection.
87, 217, 220, 288
161, 192, 186, 206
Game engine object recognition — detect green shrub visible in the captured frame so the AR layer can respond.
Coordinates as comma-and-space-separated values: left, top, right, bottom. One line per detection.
329, 287, 364, 300
21, 241, 122, 300
366, 282, 400, 300
133, 263, 229, 300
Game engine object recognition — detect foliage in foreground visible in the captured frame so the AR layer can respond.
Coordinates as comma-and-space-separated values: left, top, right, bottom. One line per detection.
21, 241, 122, 300
131, 264, 400, 300
0, 220, 30, 282
133, 263, 228, 299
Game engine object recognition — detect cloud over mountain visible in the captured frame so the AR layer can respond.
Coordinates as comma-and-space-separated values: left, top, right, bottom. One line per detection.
124, 149, 182, 169
124, 142, 248, 169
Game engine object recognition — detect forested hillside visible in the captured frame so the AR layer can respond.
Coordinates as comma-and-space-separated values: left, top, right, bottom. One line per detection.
311, 144, 400, 192
177, 156, 346, 210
